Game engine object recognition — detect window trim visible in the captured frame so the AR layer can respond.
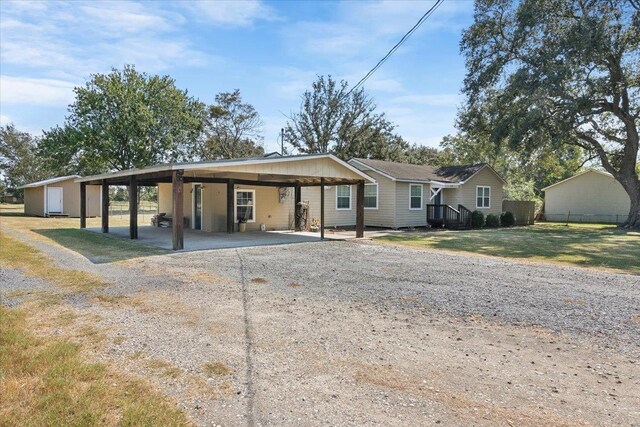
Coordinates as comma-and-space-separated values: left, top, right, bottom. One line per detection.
476, 185, 491, 209
364, 183, 378, 210
234, 188, 256, 223
409, 184, 423, 211
335, 185, 352, 210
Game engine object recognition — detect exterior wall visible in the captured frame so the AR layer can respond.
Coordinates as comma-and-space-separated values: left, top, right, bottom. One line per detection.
57, 179, 80, 216
394, 182, 428, 227
544, 171, 630, 223
24, 187, 44, 216
362, 170, 396, 228
444, 167, 504, 216
86, 185, 101, 217
302, 185, 357, 227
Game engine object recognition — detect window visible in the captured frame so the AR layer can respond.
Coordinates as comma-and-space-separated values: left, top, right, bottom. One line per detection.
336, 185, 351, 210
235, 189, 255, 222
476, 186, 490, 208
364, 183, 378, 209
409, 184, 423, 210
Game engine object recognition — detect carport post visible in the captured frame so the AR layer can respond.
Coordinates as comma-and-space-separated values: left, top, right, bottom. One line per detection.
356, 179, 365, 238
294, 184, 302, 231
101, 180, 109, 233
129, 175, 138, 239
227, 180, 235, 233
320, 177, 325, 240
172, 170, 184, 250
80, 182, 86, 229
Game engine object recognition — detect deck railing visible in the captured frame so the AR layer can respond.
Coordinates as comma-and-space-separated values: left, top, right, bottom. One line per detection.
426, 204, 472, 229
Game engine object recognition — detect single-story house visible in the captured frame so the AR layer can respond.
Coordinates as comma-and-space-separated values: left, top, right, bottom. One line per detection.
76, 154, 374, 249
19, 175, 101, 217
542, 169, 630, 224
301, 158, 506, 229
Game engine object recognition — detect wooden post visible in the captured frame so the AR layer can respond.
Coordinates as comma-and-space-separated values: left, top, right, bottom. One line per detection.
172, 170, 184, 250
227, 180, 235, 233
80, 182, 86, 229
356, 180, 365, 238
129, 175, 138, 239
294, 184, 302, 231
101, 180, 109, 233
320, 178, 325, 240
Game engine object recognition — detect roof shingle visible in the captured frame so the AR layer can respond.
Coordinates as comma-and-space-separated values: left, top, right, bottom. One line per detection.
350, 158, 488, 183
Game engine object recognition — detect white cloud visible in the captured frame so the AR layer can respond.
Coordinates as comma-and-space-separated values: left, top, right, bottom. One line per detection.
0, 75, 76, 106
180, 0, 278, 26
0, 114, 11, 125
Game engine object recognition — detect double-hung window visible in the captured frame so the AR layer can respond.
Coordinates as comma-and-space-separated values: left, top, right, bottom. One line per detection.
364, 183, 378, 209
235, 189, 255, 222
476, 186, 490, 208
409, 184, 423, 210
336, 185, 351, 210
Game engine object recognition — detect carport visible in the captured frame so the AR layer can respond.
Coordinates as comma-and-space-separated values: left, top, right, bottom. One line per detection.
76, 154, 374, 250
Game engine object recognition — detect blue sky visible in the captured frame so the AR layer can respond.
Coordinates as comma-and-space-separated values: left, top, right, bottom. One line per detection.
0, 0, 473, 153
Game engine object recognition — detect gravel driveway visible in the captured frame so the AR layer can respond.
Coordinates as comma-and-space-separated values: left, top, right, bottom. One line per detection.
2, 230, 639, 426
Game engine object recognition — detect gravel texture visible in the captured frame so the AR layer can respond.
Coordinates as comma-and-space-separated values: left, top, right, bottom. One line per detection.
1, 228, 639, 426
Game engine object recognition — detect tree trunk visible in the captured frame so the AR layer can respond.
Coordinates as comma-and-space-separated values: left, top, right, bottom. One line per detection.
619, 173, 640, 229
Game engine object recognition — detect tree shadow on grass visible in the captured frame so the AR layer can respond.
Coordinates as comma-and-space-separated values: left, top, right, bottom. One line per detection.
36, 228, 169, 264
381, 225, 640, 274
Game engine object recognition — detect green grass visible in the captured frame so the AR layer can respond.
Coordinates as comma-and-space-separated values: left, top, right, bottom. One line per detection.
35, 228, 168, 263
376, 222, 640, 274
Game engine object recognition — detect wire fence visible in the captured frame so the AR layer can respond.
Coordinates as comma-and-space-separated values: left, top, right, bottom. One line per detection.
544, 212, 626, 224
108, 202, 158, 224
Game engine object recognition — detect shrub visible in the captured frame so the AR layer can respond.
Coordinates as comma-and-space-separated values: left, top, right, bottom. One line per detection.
500, 211, 516, 227
471, 210, 485, 228
485, 214, 500, 227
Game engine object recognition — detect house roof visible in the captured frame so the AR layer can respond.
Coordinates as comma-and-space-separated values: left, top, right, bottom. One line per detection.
541, 169, 613, 191
18, 175, 81, 189
349, 158, 506, 185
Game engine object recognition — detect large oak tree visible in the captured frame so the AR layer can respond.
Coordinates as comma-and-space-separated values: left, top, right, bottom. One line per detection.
460, 0, 640, 228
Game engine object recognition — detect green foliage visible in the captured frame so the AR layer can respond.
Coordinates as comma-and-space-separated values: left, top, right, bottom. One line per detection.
38, 65, 205, 174
202, 89, 265, 159
460, 0, 640, 227
485, 213, 500, 227
500, 211, 515, 227
471, 210, 485, 228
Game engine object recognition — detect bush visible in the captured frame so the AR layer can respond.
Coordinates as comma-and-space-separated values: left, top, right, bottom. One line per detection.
500, 211, 516, 227
471, 210, 485, 228
485, 214, 500, 227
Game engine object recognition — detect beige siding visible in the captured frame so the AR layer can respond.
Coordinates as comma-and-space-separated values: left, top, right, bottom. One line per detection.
361, 170, 396, 228
445, 167, 504, 216
394, 182, 428, 227
24, 187, 44, 216
302, 185, 358, 227
544, 171, 629, 223
86, 185, 101, 217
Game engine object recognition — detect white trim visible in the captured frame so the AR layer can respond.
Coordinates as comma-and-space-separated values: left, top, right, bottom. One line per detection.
335, 184, 352, 210
429, 187, 442, 201
234, 188, 256, 223
364, 182, 378, 210
191, 183, 203, 230
409, 184, 423, 210
541, 169, 613, 191
19, 175, 81, 189
476, 185, 491, 209
43, 184, 48, 216
46, 186, 63, 214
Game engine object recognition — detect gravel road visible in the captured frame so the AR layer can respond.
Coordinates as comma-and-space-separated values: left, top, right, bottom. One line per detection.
2, 229, 639, 426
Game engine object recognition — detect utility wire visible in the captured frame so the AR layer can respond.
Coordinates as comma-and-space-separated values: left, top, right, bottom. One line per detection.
347, 0, 444, 96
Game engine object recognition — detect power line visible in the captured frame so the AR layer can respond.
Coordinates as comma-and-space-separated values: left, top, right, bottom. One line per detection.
347, 0, 444, 96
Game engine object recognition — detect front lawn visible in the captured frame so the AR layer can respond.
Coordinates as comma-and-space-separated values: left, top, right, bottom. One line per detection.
376, 223, 640, 274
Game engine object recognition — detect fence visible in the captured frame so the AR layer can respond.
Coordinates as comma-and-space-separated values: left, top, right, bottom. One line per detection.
502, 200, 536, 226
543, 212, 626, 224
108, 202, 158, 224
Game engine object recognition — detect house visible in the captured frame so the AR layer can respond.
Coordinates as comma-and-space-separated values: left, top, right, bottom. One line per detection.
19, 176, 101, 218
542, 169, 630, 224
76, 154, 374, 250
301, 159, 506, 229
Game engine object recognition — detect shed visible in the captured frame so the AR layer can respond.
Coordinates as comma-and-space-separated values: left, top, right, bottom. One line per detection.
19, 176, 101, 218
542, 169, 630, 224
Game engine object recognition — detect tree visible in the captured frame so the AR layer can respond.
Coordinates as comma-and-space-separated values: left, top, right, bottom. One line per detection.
201, 89, 264, 159
0, 124, 53, 193
284, 75, 407, 160
460, 0, 640, 228
39, 65, 205, 173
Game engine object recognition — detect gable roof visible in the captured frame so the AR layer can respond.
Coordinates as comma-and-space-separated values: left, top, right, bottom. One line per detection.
349, 158, 506, 185
18, 175, 81, 189
541, 169, 613, 191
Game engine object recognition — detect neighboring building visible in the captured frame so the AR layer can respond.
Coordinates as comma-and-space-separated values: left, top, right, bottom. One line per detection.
301, 159, 506, 229
542, 169, 630, 224
19, 176, 101, 217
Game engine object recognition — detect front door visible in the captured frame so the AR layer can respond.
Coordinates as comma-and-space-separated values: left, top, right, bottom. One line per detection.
193, 184, 202, 230
47, 187, 63, 214
432, 189, 443, 219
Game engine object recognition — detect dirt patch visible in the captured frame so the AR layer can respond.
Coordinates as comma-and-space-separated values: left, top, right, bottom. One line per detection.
251, 277, 269, 284
203, 362, 232, 377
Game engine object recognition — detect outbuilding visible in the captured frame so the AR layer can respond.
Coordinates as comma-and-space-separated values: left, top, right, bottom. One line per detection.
542, 169, 630, 224
19, 175, 101, 218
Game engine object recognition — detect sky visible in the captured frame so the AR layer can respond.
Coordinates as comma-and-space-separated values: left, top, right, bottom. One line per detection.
0, 0, 474, 153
